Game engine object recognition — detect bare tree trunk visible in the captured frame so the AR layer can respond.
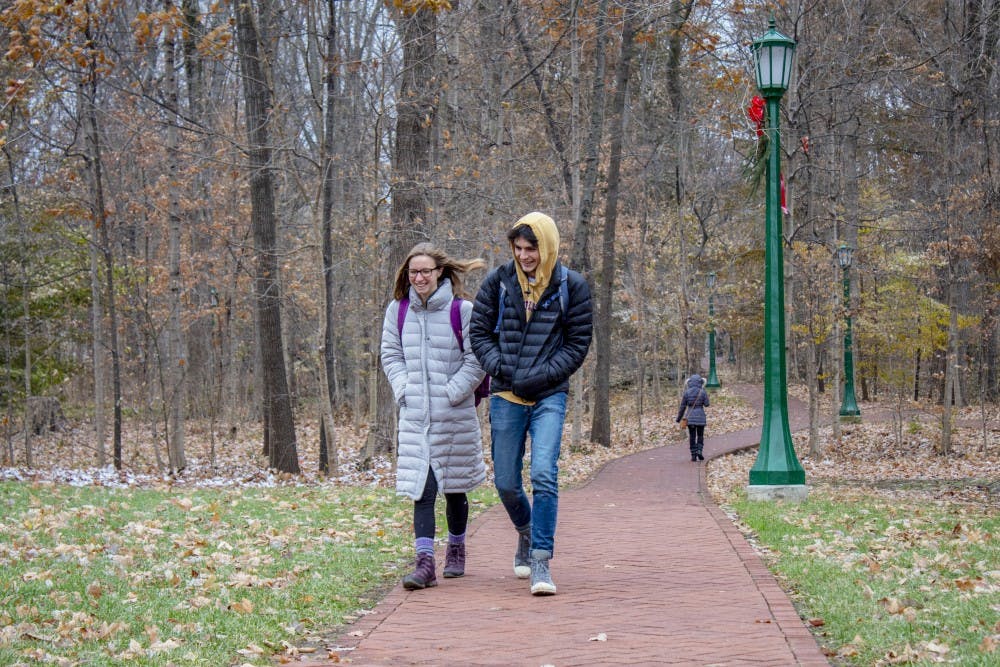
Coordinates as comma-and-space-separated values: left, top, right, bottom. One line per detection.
181, 0, 226, 422
591, 1, 638, 447
639, 213, 660, 410
563, 0, 609, 445
72, 67, 106, 468
941, 279, 958, 455
353, 335, 365, 431
832, 324, 842, 443
841, 115, 861, 420
164, 0, 186, 473
675, 167, 690, 375
222, 288, 238, 432
5, 147, 33, 467
233, 0, 299, 474
81, 9, 121, 469
368, 5, 441, 462
666, 1, 694, 373
88, 193, 107, 468
2, 271, 14, 465
807, 328, 821, 457
95, 139, 122, 471
568, 7, 584, 450
507, 0, 577, 222
318, 0, 341, 477
280, 292, 298, 412
364, 269, 383, 465
21, 252, 32, 467
568, 0, 608, 275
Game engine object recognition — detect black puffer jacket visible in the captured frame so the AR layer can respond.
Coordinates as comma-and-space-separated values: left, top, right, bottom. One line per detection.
470, 260, 592, 402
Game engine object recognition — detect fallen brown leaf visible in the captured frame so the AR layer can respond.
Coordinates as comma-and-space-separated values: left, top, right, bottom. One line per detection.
229, 598, 254, 614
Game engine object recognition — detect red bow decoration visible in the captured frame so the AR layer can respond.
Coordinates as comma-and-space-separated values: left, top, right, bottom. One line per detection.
747, 96, 765, 137
780, 173, 787, 214
744, 95, 788, 215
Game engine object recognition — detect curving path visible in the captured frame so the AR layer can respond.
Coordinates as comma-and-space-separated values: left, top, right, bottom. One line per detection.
299, 383, 829, 666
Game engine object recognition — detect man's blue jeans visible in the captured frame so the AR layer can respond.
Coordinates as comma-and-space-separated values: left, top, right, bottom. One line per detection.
489, 392, 567, 555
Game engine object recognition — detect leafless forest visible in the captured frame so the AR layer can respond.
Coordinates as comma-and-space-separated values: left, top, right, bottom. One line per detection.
2, 0, 997, 475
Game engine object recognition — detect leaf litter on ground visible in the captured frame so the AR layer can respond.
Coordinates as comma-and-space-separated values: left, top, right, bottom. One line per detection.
2, 385, 997, 665
707, 387, 998, 665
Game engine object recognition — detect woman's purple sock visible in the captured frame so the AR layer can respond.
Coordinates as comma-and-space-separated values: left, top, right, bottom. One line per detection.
415, 537, 435, 555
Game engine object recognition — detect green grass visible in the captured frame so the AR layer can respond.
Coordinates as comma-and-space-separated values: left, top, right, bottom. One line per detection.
0, 482, 496, 665
4, 475, 996, 665
729, 490, 999, 665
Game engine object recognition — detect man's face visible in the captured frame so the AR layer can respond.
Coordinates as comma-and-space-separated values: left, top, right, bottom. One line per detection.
513, 237, 540, 277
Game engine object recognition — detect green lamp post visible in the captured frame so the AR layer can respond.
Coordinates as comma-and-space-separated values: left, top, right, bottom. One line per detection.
706, 272, 721, 388
747, 18, 807, 501
838, 243, 861, 417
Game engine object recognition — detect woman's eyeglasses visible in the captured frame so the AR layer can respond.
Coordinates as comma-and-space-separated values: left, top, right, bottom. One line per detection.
408, 267, 438, 278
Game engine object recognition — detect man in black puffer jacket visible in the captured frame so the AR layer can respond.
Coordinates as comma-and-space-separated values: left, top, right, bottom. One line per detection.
470, 211, 592, 596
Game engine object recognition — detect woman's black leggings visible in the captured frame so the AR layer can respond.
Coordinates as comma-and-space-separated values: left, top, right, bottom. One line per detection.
687, 424, 705, 451
413, 468, 469, 539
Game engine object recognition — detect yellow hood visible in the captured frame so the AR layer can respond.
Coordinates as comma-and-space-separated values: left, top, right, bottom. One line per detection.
511, 211, 560, 306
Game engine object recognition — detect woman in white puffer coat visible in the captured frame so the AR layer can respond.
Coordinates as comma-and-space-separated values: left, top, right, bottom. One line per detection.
380, 242, 487, 590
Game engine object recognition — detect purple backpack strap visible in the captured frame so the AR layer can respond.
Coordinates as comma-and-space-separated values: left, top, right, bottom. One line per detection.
398, 297, 464, 353
396, 297, 409, 338
452, 297, 488, 405
450, 298, 465, 352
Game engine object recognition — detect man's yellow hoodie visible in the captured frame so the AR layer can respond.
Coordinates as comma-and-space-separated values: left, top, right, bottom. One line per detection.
511, 211, 560, 320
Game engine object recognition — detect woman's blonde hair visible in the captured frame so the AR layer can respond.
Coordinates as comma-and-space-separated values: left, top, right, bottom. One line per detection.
393, 242, 486, 301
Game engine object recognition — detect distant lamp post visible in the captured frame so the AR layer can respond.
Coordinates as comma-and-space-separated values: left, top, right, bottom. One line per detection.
838, 244, 861, 417
727, 337, 736, 363
747, 19, 807, 501
705, 272, 721, 388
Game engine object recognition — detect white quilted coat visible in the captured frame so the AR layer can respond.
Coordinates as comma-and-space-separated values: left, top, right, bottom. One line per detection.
380, 279, 487, 500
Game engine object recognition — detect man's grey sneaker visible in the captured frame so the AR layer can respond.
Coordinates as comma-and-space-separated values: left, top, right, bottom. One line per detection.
529, 549, 556, 595
513, 530, 531, 579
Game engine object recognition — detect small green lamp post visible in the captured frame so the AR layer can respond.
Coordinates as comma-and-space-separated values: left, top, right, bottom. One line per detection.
838, 243, 861, 417
747, 18, 807, 501
706, 272, 721, 388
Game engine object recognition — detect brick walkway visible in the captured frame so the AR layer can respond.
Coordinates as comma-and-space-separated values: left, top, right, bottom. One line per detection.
300, 384, 829, 666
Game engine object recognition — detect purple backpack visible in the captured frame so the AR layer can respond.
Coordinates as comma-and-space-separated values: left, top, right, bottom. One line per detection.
397, 297, 490, 406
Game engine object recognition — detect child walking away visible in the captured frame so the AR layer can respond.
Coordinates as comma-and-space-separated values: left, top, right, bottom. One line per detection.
676, 374, 710, 461
380, 243, 487, 590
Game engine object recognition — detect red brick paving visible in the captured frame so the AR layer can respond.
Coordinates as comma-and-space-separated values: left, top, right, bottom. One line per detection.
297, 384, 829, 666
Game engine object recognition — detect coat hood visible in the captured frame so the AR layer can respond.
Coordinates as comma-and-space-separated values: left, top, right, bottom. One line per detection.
511, 211, 560, 304
687, 374, 703, 389
407, 277, 453, 312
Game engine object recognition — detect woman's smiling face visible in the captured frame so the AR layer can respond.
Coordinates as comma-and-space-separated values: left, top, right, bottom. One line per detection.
407, 254, 441, 301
